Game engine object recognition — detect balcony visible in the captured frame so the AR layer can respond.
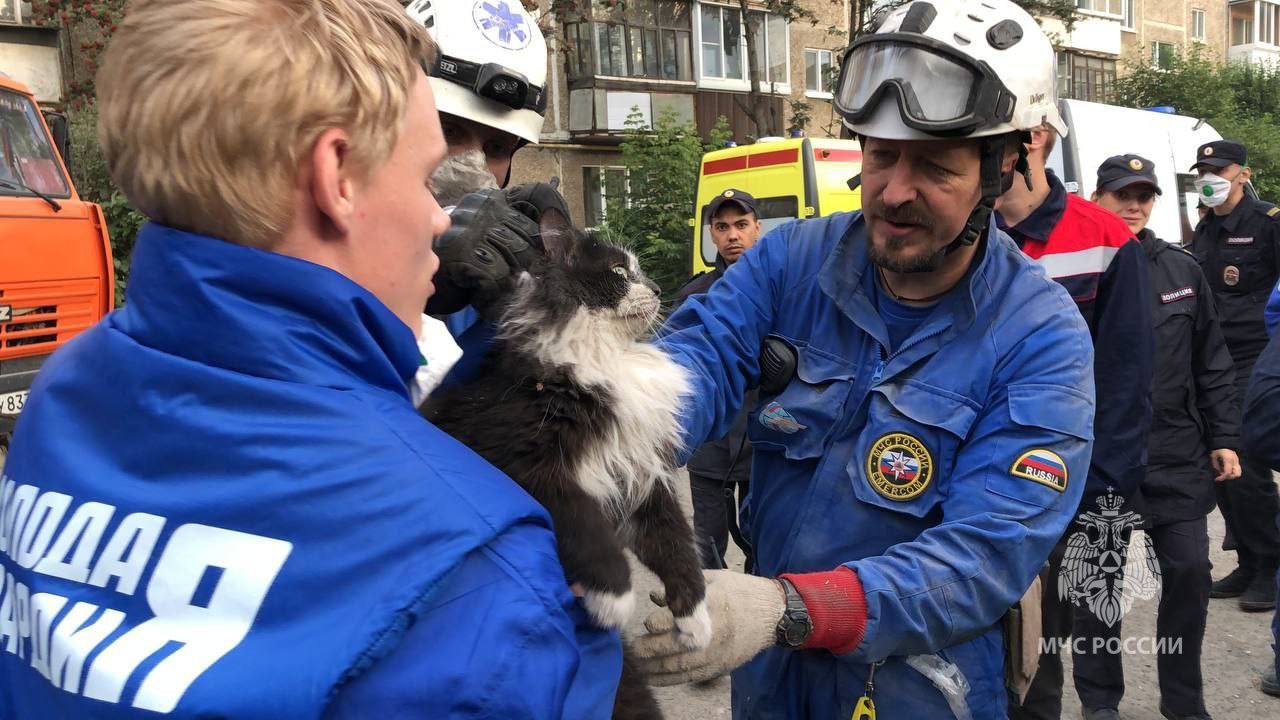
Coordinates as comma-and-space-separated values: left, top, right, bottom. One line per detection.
1229, 1, 1280, 66
1041, 13, 1123, 57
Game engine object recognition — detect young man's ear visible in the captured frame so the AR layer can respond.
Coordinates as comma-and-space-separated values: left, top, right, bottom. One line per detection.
310, 128, 356, 236
1025, 128, 1050, 154
1091, 191, 1100, 202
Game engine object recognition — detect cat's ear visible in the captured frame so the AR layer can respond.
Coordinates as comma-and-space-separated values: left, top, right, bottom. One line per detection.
538, 207, 578, 263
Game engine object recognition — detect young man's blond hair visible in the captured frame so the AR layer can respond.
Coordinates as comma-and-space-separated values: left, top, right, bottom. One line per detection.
96, 0, 434, 248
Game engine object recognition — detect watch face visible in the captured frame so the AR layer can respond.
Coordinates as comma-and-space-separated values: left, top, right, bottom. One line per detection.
782, 612, 812, 646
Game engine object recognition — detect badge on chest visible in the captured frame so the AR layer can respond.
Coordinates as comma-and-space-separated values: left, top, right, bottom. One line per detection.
866, 432, 934, 501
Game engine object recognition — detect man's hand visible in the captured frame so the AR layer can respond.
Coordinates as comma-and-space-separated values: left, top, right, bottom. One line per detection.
1210, 448, 1242, 482
632, 570, 785, 686
426, 189, 539, 317
505, 181, 570, 231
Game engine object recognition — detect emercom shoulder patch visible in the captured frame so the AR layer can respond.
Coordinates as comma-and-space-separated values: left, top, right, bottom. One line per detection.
1011, 448, 1068, 492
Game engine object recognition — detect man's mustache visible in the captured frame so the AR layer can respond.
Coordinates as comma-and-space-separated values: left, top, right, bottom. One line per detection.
868, 200, 935, 229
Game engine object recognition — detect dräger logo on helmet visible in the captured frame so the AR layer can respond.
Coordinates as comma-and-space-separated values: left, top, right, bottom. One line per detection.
472, 0, 532, 51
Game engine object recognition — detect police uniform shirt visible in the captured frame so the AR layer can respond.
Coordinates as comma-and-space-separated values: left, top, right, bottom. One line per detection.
1191, 194, 1280, 365
1139, 229, 1240, 525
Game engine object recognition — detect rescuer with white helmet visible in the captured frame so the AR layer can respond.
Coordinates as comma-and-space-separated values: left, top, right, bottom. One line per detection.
404, 0, 548, 185
629, 2, 1096, 717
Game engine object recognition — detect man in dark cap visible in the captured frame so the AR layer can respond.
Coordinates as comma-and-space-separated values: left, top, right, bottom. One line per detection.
674, 189, 764, 569
1189, 139, 1280, 613
1090, 154, 1241, 720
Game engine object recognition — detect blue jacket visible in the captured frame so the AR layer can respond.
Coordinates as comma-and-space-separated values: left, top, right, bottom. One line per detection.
0, 225, 619, 719
658, 212, 1095, 719
1265, 280, 1280, 336
1245, 327, 1280, 467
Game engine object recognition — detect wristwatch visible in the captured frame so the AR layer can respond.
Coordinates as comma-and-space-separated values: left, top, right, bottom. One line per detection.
774, 577, 814, 648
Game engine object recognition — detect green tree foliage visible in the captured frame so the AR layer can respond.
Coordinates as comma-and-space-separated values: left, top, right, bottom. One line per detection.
67, 107, 145, 305
601, 110, 731, 299
1115, 47, 1280, 202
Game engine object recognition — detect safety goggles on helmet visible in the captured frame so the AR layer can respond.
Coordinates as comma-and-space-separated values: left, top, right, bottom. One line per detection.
834, 33, 1017, 137
429, 53, 547, 114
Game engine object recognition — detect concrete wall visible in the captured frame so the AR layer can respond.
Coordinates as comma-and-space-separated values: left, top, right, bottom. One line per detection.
1120, 1, 1230, 65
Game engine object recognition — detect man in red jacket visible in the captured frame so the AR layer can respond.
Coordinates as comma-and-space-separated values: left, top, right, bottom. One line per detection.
1000, 127, 1155, 720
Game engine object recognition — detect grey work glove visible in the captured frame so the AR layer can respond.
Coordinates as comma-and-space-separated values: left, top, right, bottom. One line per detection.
632, 569, 785, 686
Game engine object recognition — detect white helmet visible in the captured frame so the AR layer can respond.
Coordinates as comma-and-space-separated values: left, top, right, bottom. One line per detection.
404, 0, 548, 145
836, 0, 1065, 142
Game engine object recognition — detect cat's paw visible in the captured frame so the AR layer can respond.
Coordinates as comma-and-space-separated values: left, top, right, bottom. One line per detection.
674, 600, 712, 650
583, 588, 636, 629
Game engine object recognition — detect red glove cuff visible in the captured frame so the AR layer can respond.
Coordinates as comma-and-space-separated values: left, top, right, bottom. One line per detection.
780, 567, 867, 655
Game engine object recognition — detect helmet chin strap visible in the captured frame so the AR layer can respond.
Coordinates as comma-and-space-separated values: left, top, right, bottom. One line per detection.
938, 131, 1030, 258
853, 131, 1031, 272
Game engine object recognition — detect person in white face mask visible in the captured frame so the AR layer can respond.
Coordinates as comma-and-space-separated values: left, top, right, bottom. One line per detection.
1188, 139, 1280, 616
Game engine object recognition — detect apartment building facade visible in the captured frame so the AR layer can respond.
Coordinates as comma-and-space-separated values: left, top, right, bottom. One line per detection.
1046, 1, 1228, 105
512, 0, 850, 228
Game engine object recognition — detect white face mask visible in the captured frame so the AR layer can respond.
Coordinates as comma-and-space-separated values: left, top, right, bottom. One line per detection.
1194, 170, 1238, 208
408, 314, 464, 407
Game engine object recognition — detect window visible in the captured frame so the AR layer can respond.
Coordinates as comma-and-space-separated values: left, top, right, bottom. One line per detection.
805, 49, 834, 95
700, 4, 741, 80
1121, 0, 1135, 30
1151, 41, 1177, 69
749, 11, 788, 85
597, 23, 628, 76
1056, 51, 1117, 103
0, 1, 15, 23
698, 4, 787, 85
1232, 2, 1255, 45
1191, 9, 1206, 41
1263, 1, 1280, 45
0, 89, 71, 198
1077, 0, 1122, 16
563, 3, 693, 82
584, 166, 628, 228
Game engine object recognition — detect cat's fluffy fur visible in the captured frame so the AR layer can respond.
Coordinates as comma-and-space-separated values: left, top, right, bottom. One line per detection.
425, 209, 710, 720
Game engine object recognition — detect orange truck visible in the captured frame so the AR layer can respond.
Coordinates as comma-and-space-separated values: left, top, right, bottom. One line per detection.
0, 70, 114, 446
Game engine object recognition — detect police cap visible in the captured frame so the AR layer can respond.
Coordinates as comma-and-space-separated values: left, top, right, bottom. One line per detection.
1096, 154, 1162, 195
1191, 140, 1248, 171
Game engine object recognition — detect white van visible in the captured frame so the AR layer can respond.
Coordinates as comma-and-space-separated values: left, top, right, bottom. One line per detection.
1047, 99, 1226, 245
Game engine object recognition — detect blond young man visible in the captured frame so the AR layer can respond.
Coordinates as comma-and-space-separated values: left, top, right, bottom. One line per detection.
0, 1, 619, 717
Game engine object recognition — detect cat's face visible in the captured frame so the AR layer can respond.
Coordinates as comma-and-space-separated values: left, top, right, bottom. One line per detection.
501, 209, 662, 345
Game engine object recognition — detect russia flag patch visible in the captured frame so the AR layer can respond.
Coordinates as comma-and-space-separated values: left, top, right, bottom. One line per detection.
1011, 448, 1069, 492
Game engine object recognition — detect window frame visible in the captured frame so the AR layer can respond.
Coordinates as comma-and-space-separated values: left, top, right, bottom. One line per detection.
564, 5, 695, 84
1076, 0, 1123, 19
583, 165, 630, 229
804, 48, 835, 98
1121, 0, 1136, 30
1190, 9, 1207, 42
1262, 1, 1280, 46
1151, 40, 1177, 70
1056, 50, 1117, 104
1231, 8, 1256, 46
696, 2, 790, 94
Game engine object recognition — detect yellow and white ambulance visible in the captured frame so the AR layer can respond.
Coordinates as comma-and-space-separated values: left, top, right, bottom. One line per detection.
691, 136, 863, 276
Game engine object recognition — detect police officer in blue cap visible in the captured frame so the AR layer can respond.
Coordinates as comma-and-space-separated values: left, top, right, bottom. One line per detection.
1189, 139, 1280, 613
1091, 153, 1240, 720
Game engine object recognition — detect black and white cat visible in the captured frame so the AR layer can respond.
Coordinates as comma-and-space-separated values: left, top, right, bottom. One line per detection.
424, 208, 711, 719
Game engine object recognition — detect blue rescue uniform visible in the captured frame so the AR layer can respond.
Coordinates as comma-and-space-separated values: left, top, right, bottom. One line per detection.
0, 225, 620, 719
658, 212, 1095, 718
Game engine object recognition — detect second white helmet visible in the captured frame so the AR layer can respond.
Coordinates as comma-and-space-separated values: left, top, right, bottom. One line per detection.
835, 0, 1066, 142
404, 0, 548, 145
